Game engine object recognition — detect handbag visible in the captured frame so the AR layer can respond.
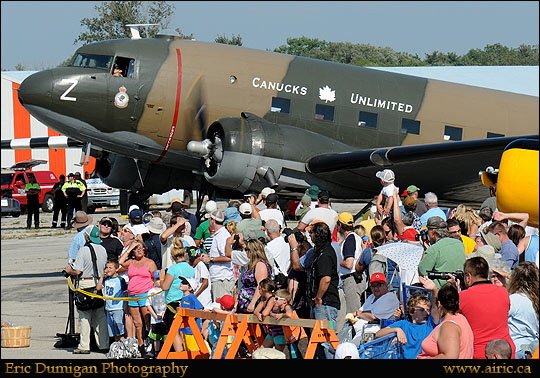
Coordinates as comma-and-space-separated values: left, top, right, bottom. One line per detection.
74, 287, 104, 311
74, 243, 104, 311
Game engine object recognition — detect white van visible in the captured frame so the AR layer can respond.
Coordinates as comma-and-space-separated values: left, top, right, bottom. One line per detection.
148, 189, 195, 207
85, 177, 120, 213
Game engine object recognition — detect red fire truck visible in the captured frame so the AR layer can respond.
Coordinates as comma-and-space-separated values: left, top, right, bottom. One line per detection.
1, 160, 58, 214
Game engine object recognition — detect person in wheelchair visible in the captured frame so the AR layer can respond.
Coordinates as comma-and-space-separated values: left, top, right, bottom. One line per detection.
374, 276, 440, 359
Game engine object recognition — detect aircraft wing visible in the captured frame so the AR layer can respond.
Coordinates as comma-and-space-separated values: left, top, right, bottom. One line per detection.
306, 134, 539, 204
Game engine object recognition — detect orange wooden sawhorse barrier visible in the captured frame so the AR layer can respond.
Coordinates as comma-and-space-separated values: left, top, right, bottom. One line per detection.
157, 308, 339, 359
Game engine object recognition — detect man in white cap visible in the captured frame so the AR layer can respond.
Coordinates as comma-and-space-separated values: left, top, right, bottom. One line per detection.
193, 200, 217, 249
236, 201, 264, 240
202, 210, 235, 300
256, 187, 275, 211
258, 193, 285, 228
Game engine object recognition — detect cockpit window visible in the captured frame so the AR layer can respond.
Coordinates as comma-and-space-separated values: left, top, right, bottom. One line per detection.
71, 53, 113, 70
112, 57, 135, 78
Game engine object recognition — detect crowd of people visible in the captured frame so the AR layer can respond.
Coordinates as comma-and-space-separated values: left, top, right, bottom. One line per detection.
62, 169, 539, 360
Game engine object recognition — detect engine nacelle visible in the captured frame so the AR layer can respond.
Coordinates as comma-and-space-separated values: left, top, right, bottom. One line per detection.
189, 112, 352, 193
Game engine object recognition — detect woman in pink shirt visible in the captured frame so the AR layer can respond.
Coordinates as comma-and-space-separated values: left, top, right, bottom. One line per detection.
417, 284, 474, 359
119, 239, 157, 357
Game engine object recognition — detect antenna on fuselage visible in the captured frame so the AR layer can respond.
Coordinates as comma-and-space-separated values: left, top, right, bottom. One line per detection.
125, 24, 159, 39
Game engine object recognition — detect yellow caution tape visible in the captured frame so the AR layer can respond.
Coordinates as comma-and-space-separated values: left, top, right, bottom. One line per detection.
67, 276, 163, 301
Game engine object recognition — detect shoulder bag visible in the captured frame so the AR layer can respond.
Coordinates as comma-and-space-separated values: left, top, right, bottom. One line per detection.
73, 243, 105, 311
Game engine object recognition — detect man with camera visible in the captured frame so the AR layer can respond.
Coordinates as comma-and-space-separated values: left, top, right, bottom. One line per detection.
264, 219, 291, 287
418, 216, 466, 289
335, 212, 365, 316
63, 225, 109, 354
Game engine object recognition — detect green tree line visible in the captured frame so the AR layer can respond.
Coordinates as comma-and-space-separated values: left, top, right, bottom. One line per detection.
273, 37, 539, 67
8, 1, 538, 70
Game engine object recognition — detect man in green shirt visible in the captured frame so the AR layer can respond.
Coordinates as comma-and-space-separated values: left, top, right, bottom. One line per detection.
418, 216, 466, 289
25, 175, 41, 229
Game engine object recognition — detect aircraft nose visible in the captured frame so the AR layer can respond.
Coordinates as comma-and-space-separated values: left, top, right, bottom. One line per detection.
18, 70, 53, 109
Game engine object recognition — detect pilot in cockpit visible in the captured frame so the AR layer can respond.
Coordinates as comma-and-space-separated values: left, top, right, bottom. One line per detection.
112, 65, 123, 77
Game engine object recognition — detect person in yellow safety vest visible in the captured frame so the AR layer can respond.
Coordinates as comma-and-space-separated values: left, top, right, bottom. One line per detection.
25, 175, 41, 229
62, 173, 86, 229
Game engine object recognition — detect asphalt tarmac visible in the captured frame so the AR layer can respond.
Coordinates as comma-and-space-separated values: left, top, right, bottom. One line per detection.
1, 201, 369, 361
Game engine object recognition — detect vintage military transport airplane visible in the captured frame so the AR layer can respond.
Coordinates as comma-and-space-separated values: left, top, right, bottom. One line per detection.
4, 28, 539, 213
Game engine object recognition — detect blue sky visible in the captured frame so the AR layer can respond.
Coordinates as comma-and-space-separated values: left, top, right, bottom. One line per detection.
1, 1, 538, 70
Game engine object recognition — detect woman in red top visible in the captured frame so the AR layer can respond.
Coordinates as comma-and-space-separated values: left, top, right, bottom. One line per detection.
119, 240, 157, 357
417, 284, 474, 359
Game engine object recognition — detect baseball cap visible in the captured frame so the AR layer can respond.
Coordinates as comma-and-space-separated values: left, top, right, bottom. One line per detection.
239, 202, 253, 215
318, 190, 330, 201
129, 209, 143, 220
407, 185, 420, 193
334, 342, 360, 359
376, 169, 395, 183
210, 209, 225, 223
426, 216, 447, 229
122, 224, 139, 237
204, 200, 218, 218
216, 295, 235, 310
396, 228, 419, 242
167, 198, 186, 212
178, 276, 197, 289
403, 196, 417, 208
85, 225, 102, 244
370, 272, 386, 284
335, 212, 354, 226
265, 193, 278, 204
128, 204, 140, 214
260, 187, 275, 198
305, 219, 327, 231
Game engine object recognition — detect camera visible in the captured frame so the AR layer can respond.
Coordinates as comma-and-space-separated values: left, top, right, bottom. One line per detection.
61, 269, 80, 279
233, 234, 240, 241
283, 228, 305, 244
415, 229, 429, 243
427, 270, 466, 289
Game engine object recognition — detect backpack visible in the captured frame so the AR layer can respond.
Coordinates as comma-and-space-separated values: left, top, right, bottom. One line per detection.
369, 250, 400, 292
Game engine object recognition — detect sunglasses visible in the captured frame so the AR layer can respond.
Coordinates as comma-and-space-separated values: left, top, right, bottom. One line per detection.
100, 217, 113, 227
